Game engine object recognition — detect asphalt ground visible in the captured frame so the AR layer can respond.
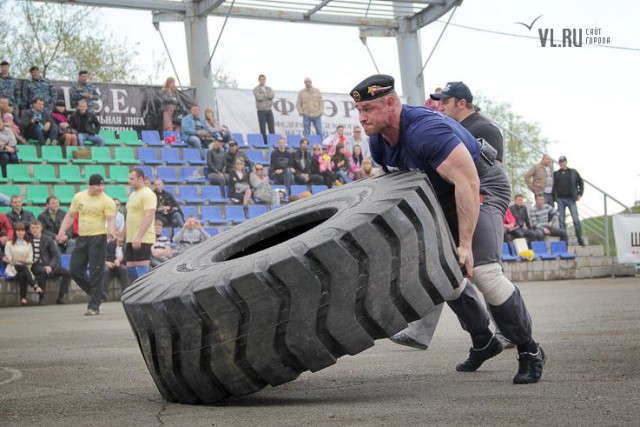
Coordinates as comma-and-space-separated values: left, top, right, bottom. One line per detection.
1, 277, 639, 426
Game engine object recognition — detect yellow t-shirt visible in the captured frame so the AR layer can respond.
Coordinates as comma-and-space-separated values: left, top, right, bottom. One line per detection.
125, 186, 157, 244
70, 190, 116, 236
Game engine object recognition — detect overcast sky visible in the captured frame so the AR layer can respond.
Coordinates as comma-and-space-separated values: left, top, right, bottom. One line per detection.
99, 0, 640, 209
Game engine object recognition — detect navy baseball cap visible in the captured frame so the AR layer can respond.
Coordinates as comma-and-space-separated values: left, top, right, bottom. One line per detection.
430, 81, 473, 102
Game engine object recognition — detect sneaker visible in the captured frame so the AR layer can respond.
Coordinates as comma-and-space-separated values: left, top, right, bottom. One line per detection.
84, 309, 100, 316
513, 345, 546, 384
456, 335, 504, 372
389, 332, 428, 351
495, 332, 516, 349
39, 294, 45, 306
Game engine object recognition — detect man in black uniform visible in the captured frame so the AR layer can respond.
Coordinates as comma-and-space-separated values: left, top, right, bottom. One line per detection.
352, 74, 545, 384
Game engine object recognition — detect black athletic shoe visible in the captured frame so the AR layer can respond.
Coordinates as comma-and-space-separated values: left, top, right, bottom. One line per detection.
513, 345, 546, 384
389, 332, 428, 351
456, 336, 504, 372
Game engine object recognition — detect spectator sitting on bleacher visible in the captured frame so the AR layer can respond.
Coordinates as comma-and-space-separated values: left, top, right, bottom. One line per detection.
310, 143, 334, 188
6, 195, 36, 232
331, 143, 351, 186
181, 104, 209, 159
3, 222, 39, 306
347, 126, 371, 159
150, 219, 172, 267
3, 109, 27, 145
104, 235, 129, 294
206, 136, 228, 189
69, 99, 104, 146
50, 100, 78, 157
19, 97, 59, 145
0, 212, 14, 251
38, 196, 75, 254
292, 137, 323, 185
530, 193, 569, 244
323, 125, 347, 156
153, 179, 184, 228
29, 220, 70, 305
350, 144, 364, 177
250, 163, 280, 206
354, 157, 381, 180
269, 136, 294, 193
229, 158, 252, 207
172, 215, 210, 254
507, 194, 539, 243
224, 140, 252, 175
114, 199, 125, 233
0, 118, 19, 178
503, 206, 517, 242
204, 108, 231, 146
0, 96, 13, 119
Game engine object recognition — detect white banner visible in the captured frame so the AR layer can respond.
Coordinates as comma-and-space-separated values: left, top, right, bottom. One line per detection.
215, 88, 363, 141
612, 213, 640, 264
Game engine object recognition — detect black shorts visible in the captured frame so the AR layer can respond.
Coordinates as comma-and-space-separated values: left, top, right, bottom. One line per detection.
124, 243, 153, 262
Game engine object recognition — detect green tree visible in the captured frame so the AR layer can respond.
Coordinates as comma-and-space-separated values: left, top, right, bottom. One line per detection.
2, 0, 141, 82
475, 95, 550, 197
210, 64, 238, 89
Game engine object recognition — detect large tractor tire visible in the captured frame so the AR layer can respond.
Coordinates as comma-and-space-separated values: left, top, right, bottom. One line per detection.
122, 171, 463, 404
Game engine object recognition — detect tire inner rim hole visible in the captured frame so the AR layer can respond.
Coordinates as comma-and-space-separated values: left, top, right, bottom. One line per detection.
224, 208, 338, 261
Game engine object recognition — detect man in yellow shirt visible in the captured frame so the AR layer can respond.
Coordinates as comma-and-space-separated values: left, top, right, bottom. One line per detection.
57, 174, 116, 316
122, 168, 157, 281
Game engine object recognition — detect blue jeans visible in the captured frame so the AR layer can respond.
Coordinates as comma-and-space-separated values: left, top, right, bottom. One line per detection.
78, 133, 105, 147
333, 169, 351, 184
185, 135, 205, 158
269, 168, 293, 193
544, 192, 553, 206
556, 197, 583, 240
302, 115, 322, 137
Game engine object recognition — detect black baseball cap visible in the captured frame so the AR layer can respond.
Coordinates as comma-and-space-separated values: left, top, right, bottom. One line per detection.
228, 140, 238, 146
89, 174, 105, 186
430, 81, 473, 102
350, 74, 395, 102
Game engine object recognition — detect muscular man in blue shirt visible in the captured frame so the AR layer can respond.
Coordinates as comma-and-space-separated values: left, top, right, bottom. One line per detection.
351, 75, 545, 384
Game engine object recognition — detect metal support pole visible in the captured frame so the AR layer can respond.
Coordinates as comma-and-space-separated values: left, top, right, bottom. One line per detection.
184, 15, 216, 109
394, 6, 424, 106
604, 195, 614, 277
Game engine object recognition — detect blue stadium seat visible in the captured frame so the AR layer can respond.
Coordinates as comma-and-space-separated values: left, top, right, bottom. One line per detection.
247, 133, 265, 147
138, 148, 162, 165
180, 206, 199, 221
308, 134, 322, 145
290, 185, 309, 197
231, 133, 245, 146
183, 148, 206, 165
181, 166, 206, 183
286, 134, 302, 148
203, 227, 219, 236
531, 241, 558, 260
160, 148, 184, 165
550, 241, 576, 259
161, 228, 171, 239
141, 130, 163, 146
137, 165, 155, 181
247, 205, 268, 219
267, 134, 281, 147
163, 131, 186, 147
177, 185, 203, 203
201, 206, 226, 224
157, 166, 183, 184
163, 185, 175, 196
225, 206, 246, 223
311, 185, 328, 194
60, 254, 71, 270
202, 186, 227, 202
501, 242, 519, 262
245, 150, 265, 165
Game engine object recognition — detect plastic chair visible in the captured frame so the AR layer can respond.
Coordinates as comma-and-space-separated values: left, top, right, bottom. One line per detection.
157, 166, 183, 184
247, 133, 266, 147
177, 185, 203, 203
290, 185, 309, 197
105, 186, 129, 203
247, 205, 268, 219
231, 133, 245, 146
550, 241, 577, 259
267, 134, 281, 147
160, 148, 185, 165
286, 134, 302, 148
91, 146, 117, 164
54, 185, 76, 204
225, 205, 246, 223
99, 130, 119, 146
2, 185, 21, 198
202, 186, 227, 202
180, 206, 199, 221
137, 165, 155, 182
201, 206, 226, 224
26, 185, 50, 204
119, 130, 143, 146
181, 166, 206, 183
163, 131, 186, 147
501, 242, 519, 262
137, 147, 162, 165
141, 130, 162, 146
59, 165, 85, 183
308, 134, 322, 145
246, 150, 265, 165
7, 164, 32, 183
17, 145, 40, 162
84, 165, 108, 182
114, 147, 140, 165
203, 227, 219, 236
531, 241, 558, 260
66, 146, 94, 164
41, 146, 66, 164
109, 165, 130, 184
183, 148, 206, 165
34, 164, 63, 183
311, 185, 328, 194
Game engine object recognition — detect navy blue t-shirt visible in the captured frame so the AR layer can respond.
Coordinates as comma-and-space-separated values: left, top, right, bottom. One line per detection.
369, 105, 480, 200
